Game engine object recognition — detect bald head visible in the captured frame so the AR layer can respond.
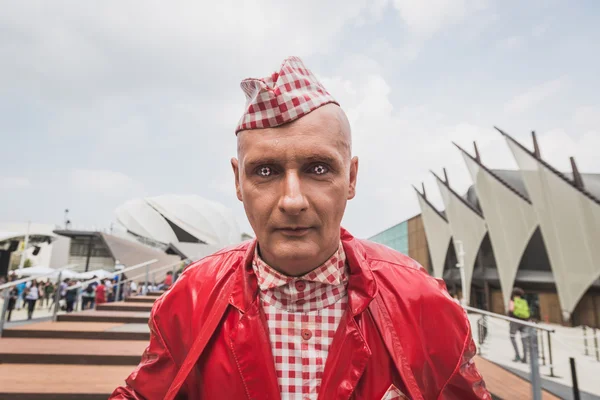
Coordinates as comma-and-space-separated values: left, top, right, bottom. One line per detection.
237, 104, 352, 161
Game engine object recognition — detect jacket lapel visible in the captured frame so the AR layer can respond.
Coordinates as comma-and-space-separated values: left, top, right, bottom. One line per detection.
229, 240, 280, 400
229, 299, 280, 400
318, 311, 372, 400
334, 229, 423, 400
317, 230, 377, 399
368, 295, 423, 400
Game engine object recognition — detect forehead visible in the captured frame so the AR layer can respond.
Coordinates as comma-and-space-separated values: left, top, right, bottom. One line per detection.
238, 107, 348, 164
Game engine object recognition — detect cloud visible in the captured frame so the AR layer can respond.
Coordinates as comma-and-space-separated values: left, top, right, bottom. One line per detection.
321, 60, 511, 234
391, 0, 489, 38
0, 1, 388, 105
322, 57, 600, 236
504, 78, 568, 114
496, 36, 525, 51
1, 1, 597, 239
573, 106, 600, 130
534, 129, 600, 173
70, 169, 144, 197
0, 177, 31, 190
532, 18, 552, 38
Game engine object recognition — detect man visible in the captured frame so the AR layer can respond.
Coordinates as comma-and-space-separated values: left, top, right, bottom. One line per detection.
111, 57, 489, 399
158, 271, 173, 291
508, 287, 531, 363
82, 276, 98, 310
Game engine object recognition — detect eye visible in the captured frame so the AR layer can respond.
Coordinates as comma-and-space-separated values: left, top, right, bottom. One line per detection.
257, 166, 273, 177
311, 164, 329, 175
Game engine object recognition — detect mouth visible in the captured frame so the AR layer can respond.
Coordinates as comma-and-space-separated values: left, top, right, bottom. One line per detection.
275, 226, 313, 236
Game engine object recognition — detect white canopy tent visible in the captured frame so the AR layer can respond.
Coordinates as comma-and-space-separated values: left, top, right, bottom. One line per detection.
12, 265, 56, 277
76, 269, 115, 280
11, 265, 109, 280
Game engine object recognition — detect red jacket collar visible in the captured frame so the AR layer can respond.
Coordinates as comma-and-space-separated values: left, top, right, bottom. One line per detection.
229, 227, 377, 315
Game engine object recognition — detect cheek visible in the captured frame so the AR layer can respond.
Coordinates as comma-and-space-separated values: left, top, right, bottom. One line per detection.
242, 185, 276, 222
308, 183, 348, 219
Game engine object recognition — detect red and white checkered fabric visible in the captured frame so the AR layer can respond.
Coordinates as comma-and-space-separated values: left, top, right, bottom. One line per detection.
382, 384, 410, 400
236, 56, 339, 134
252, 245, 348, 399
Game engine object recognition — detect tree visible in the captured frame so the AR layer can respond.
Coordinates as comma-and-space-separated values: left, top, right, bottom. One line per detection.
24, 258, 33, 268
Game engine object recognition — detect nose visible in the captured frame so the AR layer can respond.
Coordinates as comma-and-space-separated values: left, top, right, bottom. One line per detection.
278, 170, 309, 215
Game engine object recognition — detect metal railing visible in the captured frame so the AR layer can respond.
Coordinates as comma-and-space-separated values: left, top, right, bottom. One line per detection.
581, 325, 600, 362
0, 264, 79, 336
0, 260, 159, 333
464, 305, 555, 400
116, 259, 188, 297
69, 259, 158, 310
79, 258, 185, 306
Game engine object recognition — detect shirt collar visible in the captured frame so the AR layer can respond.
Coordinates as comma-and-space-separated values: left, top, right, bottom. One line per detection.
252, 243, 347, 291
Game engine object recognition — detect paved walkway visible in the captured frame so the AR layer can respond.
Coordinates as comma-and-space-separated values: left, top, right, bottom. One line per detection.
468, 313, 600, 399
475, 356, 560, 399
1, 299, 57, 323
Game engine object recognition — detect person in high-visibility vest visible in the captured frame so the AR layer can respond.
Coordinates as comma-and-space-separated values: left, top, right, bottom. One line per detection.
508, 287, 531, 363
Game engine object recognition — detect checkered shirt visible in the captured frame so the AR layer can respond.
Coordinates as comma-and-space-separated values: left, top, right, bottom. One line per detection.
252, 245, 348, 399
236, 56, 339, 134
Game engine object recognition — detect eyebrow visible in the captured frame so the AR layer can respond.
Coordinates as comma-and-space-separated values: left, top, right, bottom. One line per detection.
245, 154, 340, 168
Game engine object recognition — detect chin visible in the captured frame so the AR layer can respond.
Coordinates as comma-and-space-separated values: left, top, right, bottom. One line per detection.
269, 237, 320, 261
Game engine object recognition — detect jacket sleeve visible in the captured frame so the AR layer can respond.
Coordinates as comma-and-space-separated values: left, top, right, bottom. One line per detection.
438, 330, 491, 400
109, 302, 181, 400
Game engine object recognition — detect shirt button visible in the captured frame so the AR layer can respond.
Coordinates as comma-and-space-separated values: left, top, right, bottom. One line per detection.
301, 329, 312, 340
295, 280, 306, 291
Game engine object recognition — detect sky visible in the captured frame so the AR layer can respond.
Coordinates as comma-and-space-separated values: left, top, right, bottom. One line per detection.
1, 0, 599, 239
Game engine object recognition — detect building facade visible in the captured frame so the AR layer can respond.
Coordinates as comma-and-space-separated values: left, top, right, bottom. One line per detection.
369, 215, 431, 275
369, 131, 600, 328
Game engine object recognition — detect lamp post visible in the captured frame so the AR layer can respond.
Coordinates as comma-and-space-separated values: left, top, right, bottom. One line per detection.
64, 209, 71, 230
17, 221, 31, 270
455, 240, 467, 306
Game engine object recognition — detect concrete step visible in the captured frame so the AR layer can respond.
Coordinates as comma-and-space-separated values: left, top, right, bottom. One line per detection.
0, 363, 133, 400
96, 302, 153, 312
58, 310, 150, 324
2, 321, 150, 341
124, 295, 158, 304
0, 338, 146, 365
146, 291, 165, 297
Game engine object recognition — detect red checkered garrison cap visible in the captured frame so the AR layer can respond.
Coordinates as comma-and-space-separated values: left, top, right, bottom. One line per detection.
235, 56, 339, 134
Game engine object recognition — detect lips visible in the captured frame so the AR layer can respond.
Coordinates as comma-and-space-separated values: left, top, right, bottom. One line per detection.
275, 226, 312, 236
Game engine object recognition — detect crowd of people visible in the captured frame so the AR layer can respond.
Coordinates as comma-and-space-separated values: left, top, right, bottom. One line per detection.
2, 270, 177, 321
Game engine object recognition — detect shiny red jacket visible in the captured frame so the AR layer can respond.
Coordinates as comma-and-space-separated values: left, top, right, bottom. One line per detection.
111, 229, 489, 400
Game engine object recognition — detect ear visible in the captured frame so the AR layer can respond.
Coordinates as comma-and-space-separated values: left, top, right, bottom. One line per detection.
231, 157, 243, 201
347, 156, 359, 200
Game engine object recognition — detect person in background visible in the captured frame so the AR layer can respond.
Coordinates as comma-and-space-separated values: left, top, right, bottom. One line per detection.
24, 279, 39, 320
508, 287, 531, 363
16, 280, 26, 310
115, 273, 127, 301
65, 280, 79, 313
105, 278, 114, 302
59, 278, 69, 309
95, 280, 107, 306
157, 271, 173, 291
129, 281, 138, 296
82, 276, 98, 310
42, 280, 54, 308
6, 276, 18, 322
